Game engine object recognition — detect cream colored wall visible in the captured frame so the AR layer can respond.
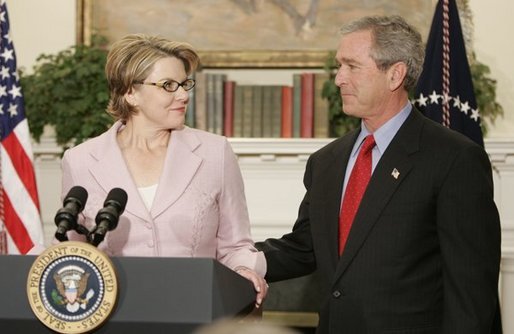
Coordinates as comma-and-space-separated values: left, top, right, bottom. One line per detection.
470, 0, 514, 137
5, 0, 75, 73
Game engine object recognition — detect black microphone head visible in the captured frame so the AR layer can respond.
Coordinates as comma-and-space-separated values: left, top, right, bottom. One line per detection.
55, 185, 88, 241
104, 187, 128, 214
64, 185, 88, 211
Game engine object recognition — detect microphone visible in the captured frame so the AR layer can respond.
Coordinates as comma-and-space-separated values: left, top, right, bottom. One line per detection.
54, 186, 88, 242
90, 188, 128, 247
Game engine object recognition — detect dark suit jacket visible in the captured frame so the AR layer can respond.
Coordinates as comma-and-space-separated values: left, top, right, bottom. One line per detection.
257, 109, 502, 334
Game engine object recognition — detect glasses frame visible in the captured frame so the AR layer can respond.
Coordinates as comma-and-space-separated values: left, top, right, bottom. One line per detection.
134, 78, 196, 92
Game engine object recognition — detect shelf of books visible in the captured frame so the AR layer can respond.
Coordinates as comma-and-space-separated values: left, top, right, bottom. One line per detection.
187, 69, 332, 139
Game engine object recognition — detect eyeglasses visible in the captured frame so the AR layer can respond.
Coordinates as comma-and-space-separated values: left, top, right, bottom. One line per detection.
134, 78, 196, 92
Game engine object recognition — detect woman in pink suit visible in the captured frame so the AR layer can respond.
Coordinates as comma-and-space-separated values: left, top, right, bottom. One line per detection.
61, 33, 267, 305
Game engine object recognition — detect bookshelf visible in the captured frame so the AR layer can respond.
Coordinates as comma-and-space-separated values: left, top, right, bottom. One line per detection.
190, 68, 332, 139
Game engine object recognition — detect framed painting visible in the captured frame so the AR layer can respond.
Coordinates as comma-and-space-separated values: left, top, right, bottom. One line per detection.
77, 0, 437, 68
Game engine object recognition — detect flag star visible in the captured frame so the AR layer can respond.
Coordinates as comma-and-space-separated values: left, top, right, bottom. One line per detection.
0, 11, 5, 23
417, 93, 428, 107
470, 108, 480, 121
8, 103, 18, 117
4, 32, 12, 45
429, 90, 441, 104
452, 95, 461, 109
1, 47, 14, 62
8, 84, 22, 99
0, 84, 6, 97
460, 101, 470, 115
0, 65, 9, 79
12, 70, 19, 81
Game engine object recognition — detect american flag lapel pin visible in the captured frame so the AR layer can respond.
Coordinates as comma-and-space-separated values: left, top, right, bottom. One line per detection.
391, 168, 400, 179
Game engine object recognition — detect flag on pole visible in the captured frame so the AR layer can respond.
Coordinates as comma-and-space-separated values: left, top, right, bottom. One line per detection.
413, 0, 483, 146
0, 1, 44, 254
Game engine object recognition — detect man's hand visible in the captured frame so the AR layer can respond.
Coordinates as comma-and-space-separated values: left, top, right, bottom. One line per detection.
234, 266, 269, 308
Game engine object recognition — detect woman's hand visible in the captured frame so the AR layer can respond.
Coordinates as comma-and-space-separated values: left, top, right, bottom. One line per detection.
234, 266, 269, 308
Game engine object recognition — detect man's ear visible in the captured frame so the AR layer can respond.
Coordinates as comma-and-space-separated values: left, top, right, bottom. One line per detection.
388, 62, 408, 91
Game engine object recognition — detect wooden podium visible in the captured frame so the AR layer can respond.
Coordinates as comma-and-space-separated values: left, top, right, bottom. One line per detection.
0, 255, 256, 333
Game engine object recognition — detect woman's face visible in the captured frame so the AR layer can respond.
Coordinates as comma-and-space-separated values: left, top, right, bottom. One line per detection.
129, 56, 190, 130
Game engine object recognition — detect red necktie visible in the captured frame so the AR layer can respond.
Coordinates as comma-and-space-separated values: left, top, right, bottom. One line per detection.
339, 135, 376, 255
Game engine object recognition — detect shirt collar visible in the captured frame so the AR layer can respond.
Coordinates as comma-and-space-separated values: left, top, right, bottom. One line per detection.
352, 102, 412, 157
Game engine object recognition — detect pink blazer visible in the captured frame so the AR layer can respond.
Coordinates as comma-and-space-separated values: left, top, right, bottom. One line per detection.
62, 121, 266, 276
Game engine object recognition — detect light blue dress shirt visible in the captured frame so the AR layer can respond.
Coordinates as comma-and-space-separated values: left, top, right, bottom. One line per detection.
341, 103, 412, 198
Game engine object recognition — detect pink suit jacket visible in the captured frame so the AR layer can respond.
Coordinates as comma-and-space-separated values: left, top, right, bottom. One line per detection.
62, 121, 266, 276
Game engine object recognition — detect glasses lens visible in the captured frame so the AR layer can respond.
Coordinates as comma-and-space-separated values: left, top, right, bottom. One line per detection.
183, 79, 195, 91
163, 80, 179, 92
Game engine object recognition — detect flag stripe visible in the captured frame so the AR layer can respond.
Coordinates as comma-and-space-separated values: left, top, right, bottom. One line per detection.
5, 231, 20, 255
1, 143, 43, 244
3, 127, 40, 208
2, 191, 33, 253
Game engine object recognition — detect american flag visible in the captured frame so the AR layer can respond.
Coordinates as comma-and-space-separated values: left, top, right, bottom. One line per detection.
413, 0, 483, 146
0, 1, 44, 254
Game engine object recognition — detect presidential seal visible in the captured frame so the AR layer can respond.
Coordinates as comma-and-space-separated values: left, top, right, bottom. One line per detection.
27, 241, 118, 334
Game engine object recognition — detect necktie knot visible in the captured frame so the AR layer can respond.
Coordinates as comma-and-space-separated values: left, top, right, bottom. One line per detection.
361, 135, 376, 155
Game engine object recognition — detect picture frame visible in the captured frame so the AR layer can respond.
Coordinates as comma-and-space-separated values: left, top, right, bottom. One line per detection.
76, 0, 437, 68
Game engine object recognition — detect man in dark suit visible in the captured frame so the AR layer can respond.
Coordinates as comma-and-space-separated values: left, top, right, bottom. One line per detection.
256, 15, 501, 333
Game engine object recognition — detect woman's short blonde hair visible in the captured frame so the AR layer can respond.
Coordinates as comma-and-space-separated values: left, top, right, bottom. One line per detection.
105, 33, 200, 122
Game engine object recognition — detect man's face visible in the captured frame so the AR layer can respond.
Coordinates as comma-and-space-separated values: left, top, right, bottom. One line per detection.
334, 30, 390, 121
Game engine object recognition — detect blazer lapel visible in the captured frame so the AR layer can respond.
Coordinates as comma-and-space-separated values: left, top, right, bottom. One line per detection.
151, 127, 202, 218
333, 110, 424, 282
88, 122, 151, 221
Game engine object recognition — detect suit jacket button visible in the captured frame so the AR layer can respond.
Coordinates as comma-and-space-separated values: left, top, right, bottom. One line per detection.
332, 290, 342, 298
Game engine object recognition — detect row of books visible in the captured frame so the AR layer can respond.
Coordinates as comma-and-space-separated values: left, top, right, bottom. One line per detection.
186, 72, 331, 138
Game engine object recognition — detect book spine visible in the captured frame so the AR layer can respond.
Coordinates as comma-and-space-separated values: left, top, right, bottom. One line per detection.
261, 86, 273, 138
281, 86, 293, 138
213, 74, 226, 135
251, 85, 263, 138
314, 72, 330, 138
223, 80, 235, 137
206, 73, 215, 133
300, 73, 314, 138
194, 72, 207, 131
292, 73, 302, 138
241, 85, 253, 137
233, 85, 244, 137
271, 86, 282, 138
